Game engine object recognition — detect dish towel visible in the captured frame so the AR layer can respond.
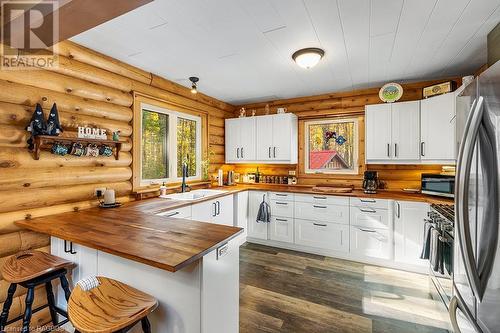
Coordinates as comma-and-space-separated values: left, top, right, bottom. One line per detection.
420, 221, 434, 259
256, 194, 271, 223
430, 228, 442, 272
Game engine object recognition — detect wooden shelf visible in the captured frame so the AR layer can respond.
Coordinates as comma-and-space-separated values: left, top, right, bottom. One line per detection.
32, 135, 122, 160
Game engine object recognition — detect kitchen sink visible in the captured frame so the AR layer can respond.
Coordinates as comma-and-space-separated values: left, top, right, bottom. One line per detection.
160, 189, 227, 201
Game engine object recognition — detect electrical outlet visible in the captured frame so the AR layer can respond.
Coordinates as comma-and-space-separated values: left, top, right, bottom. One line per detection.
95, 187, 106, 198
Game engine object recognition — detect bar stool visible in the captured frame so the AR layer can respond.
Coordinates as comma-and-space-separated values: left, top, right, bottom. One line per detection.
68, 276, 158, 333
0, 250, 74, 333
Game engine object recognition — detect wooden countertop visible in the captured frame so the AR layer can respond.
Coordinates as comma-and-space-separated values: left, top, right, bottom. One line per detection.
16, 203, 243, 272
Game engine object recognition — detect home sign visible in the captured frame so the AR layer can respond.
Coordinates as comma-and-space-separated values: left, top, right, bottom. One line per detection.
77, 127, 107, 139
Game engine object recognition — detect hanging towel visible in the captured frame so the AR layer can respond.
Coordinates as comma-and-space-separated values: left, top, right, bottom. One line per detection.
420, 221, 434, 259
256, 194, 271, 223
430, 228, 442, 272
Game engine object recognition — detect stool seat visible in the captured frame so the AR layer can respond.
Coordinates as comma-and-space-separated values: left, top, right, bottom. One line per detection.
1, 250, 73, 283
68, 277, 158, 333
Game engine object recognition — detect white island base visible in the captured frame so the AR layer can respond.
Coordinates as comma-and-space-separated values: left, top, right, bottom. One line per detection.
51, 237, 240, 333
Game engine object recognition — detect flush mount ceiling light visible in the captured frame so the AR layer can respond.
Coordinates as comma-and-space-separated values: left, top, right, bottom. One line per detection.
189, 76, 199, 94
292, 48, 325, 69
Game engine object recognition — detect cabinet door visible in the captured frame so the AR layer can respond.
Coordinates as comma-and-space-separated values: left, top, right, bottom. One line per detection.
213, 195, 234, 226
270, 200, 294, 218
247, 191, 269, 240
365, 104, 392, 160
420, 93, 455, 161
225, 119, 240, 162
239, 117, 256, 161
350, 226, 391, 259
255, 116, 273, 161
391, 101, 420, 160
394, 201, 429, 267
294, 202, 349, 224
269, 217, 294, 243
271, 114, 292, 161
295, 219, 349, 252
192, 200, 217, 223
157, 205, 192, 219
350, 206, 390, 229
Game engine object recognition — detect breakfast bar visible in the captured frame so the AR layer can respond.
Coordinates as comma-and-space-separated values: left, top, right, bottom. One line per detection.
16, 202, 243, 333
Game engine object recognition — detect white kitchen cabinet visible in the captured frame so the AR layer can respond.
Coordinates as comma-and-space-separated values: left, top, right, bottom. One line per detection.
294, 201, 349, 224
294, 193, 349, 206
269, 192, 294, 201
192, 195, 234, 226
270, 199, 294, 218
233, 191, 249, 245
295, 219, 349, 252
394, 201, 429, 267
350, 226, 391, 259
225, 117, 256, 163
420, 93, 455, 163
365, 101, 420, 163
156, 205, 192, 219
247, 191, 269, 240
269, 216, 294, 243
350, 206, 390, 229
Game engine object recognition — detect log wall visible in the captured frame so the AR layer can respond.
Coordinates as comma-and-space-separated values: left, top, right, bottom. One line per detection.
0, 40, 233, 329
232, 79, 461, 190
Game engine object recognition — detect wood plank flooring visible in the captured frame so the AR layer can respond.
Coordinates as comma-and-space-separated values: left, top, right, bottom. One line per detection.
239, 243, 451, 333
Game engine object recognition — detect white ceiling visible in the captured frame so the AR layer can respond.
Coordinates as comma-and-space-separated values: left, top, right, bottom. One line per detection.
71, 0, 500, 105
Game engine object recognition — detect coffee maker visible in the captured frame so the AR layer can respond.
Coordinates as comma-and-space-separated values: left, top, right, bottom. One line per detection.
362, 171, 379, 194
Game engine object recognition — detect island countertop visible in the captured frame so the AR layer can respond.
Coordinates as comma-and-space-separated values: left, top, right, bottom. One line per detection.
15, 201, 243, 272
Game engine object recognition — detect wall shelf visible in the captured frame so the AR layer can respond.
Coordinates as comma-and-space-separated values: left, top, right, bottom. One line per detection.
32, 135, 122, 160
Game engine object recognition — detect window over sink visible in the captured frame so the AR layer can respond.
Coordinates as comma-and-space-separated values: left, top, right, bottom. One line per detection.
304, 118, 359, 174
140, 103, 201, 185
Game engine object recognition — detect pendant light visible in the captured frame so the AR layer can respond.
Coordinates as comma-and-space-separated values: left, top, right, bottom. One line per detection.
292, 48, 325, 69
189, 76, 199, 94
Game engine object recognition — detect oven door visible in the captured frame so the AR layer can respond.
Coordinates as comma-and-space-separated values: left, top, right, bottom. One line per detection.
421, 175, 455, 198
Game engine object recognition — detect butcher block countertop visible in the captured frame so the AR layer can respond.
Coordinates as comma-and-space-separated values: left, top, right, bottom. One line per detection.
16, 202, 243, 272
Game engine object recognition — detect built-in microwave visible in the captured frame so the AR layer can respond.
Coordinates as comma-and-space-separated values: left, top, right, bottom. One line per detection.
421, 174, 455, 198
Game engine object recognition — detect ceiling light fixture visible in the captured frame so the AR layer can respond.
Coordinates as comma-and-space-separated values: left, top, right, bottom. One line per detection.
189, 76, 199, 94
292, 48, 325, 69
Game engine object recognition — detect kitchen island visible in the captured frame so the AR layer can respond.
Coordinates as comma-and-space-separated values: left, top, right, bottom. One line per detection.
16, 200, 243, 333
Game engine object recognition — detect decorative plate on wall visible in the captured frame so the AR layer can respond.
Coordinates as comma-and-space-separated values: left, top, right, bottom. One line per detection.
379, 82, 403, 103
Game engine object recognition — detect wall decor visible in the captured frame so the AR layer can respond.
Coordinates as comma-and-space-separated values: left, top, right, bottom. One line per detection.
277, 107, 287, 114
422, 81, 456, 98
379, 82, 403, 103
46, 103, 63, 136
264, 104, 270, 115
238, 107, 246, 118
26, 103, 47, 150
78, 126, 107, 139
112, 130, 121, 141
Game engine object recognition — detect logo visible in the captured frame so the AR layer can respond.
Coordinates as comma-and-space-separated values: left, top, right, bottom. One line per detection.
1, 0, 59, 70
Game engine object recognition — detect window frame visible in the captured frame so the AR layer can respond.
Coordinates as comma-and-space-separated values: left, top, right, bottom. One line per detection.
303, 118, 359, 175
139, 102, 202, 186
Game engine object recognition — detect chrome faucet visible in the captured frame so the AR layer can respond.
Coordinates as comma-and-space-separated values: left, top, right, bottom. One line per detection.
181, 162, 190, 193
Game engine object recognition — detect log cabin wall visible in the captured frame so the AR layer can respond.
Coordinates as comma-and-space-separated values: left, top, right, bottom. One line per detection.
231, 78, 461, 190
0, 41, 233, 329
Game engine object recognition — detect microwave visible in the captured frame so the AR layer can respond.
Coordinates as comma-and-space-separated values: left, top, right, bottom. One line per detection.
421, 174, 455, 198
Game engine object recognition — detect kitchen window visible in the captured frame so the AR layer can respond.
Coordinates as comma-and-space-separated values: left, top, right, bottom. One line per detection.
140, 103, 201, 185
304, 118, 359, 174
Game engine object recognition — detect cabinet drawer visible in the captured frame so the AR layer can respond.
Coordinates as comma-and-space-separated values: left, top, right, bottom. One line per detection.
295, 219, 349, 252
350, 226, 391, 259
269, 217, 294, 243
270, 200, 294, 218
350, 206, 390, 229
294, 202, 349, 224
295, 193, 349, 206
350, 197, 390, 210
157, 205, 192, 219
269, 192, 294, 201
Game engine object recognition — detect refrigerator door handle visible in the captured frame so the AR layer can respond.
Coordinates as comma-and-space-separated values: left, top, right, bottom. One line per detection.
457, 97, 483, 301
450, 295, 483, 333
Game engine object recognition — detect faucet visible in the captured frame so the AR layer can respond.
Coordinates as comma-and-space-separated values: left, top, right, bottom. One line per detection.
181, 162, 191, 193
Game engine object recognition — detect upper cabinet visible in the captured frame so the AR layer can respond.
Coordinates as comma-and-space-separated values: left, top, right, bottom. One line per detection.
366, 101, 420, 163
420, 93, 455, 163
226, 114, 297, 164
365, 93, 456, 164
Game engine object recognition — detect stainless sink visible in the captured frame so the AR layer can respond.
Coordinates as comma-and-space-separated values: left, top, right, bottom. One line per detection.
160, 189, 227, 201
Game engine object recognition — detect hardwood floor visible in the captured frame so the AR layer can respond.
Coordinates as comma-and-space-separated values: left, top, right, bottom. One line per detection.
239, 243, 451, 333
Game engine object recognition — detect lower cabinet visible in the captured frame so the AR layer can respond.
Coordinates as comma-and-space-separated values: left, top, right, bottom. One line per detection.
191, 195, 234, 226
295, 219, 349, 252
156, 205, 192, 219
350, 226, 392, 260
247, 191, 269, 240
269, 216, 294, 243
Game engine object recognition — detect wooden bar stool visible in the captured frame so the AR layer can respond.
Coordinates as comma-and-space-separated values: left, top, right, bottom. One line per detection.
0, 250, 74, 333
68, 276, 158, 333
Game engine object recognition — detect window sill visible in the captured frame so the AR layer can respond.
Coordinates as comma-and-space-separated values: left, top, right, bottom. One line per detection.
133, 181, 212, 200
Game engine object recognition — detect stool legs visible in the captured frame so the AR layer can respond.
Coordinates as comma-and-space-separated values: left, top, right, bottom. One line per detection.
60, 274, 72, 301
140, 317, 151, 333
45, 281, 58, 325
21, 287, 35, 333
0, 283, 17, 331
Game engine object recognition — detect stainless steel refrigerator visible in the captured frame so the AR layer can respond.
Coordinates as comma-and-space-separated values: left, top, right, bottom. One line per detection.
452, 61, 500, 333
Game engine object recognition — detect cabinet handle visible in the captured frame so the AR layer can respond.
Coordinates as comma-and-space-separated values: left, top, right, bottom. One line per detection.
394, 143, 398, 157
273, 147, 276, 158
358, 227, 376, 233
421, 142, 425, 156
313, 223, 327, 227
216, 201, 220, 216
360, 208, 376, 213
275, 193, 287, 197
313, 205, 327, 209
387, 143, 390, 157
64, 240, 77, 254
360, 199, 376, 203
212, 202, 217, 217
241, 147, 244, 159
164, 211, 180, 217
396, 202, 401, 218
236, 147, 240, 159
313, 196, 327, 200
268, 147, 271, 158
276, 218, 288, 222
275, 202, 288, 205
